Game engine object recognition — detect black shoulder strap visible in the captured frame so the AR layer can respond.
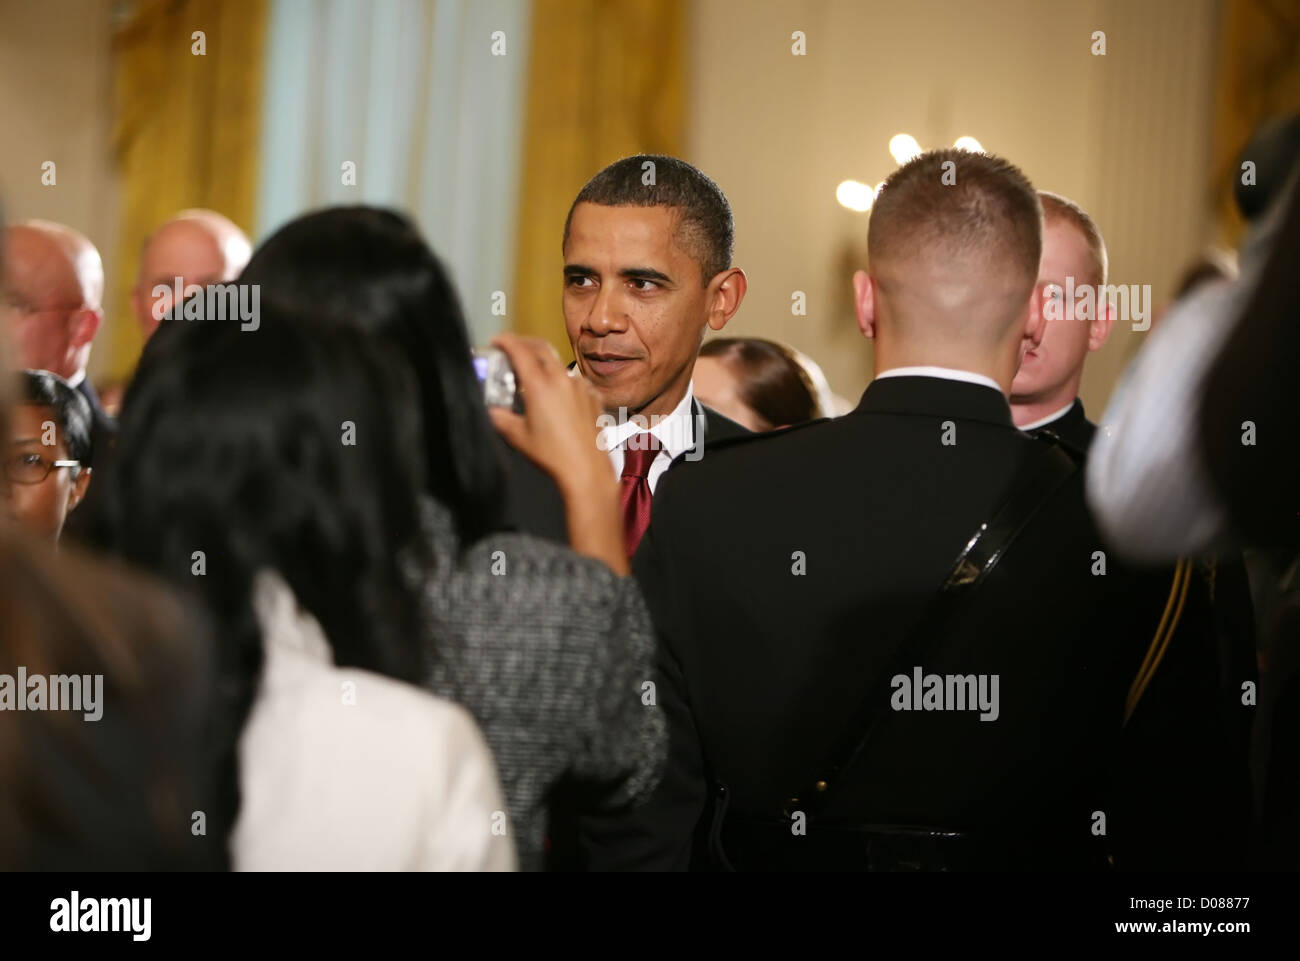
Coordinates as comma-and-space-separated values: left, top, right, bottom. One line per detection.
786, 438, 1080, 818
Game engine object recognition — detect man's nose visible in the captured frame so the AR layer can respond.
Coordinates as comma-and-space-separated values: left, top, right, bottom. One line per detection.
586, 287, 629, 335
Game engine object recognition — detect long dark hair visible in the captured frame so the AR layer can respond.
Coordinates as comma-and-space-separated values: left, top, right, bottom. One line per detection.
99, 306, 431, 845
237, 206, 504, 543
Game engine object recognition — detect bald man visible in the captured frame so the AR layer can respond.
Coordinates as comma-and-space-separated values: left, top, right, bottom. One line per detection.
133, 209, 251, 340
582, 149, 1248, 872
3, 220, 113, 464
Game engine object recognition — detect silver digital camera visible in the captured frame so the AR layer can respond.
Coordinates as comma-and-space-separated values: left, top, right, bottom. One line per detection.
472, 347, 523, 412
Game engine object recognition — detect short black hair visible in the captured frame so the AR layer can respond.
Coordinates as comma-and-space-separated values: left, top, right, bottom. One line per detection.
17, 370, 92, 467
564, 154, 734, 283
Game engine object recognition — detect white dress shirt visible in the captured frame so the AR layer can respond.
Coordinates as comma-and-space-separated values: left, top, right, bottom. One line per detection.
598, 383, 701, 495
231, 570, 517, 871
875, 365, 1004, 394
1017, 400, 1076, 433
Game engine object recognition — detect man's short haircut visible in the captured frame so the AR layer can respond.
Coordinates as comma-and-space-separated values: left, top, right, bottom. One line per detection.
17, 369, 92, 468
1039, 191, 1108, 286
563, 154, 734, 283
868, 149, 1043, 297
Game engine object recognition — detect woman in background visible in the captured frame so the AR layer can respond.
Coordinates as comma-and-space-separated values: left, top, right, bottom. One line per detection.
98, 311, 514, 870
694, 337, 829, 432
236, 207, 664, 870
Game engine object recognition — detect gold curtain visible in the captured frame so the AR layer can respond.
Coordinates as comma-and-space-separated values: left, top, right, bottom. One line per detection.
109, 0, 267, 380
511, 0, 686, 358
1213, 0, 1300, 244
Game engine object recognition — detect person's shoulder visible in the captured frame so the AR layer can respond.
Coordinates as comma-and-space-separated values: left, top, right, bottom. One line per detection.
699, 402, 750, 443
321, 662, 488, 753
462, 529, 621, 586
667, 414, 841, 485
430, 530, 635, 632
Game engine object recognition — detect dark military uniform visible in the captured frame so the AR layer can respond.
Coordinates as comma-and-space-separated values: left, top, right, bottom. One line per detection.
1033, 398, 1257, 869
580, 377, 1252, 870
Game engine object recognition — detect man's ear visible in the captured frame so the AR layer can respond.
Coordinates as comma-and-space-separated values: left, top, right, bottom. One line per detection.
1089, 292, 1116, 352
706, 267, 746, 332
68, 467, 91, 512
853, 270, 877, 339
69, 307, 101, 351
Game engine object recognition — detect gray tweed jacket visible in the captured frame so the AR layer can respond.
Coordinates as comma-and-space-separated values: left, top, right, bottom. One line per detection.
418, 498, 665, 870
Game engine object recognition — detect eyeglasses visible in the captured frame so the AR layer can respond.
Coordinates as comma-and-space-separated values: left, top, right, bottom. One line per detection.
1, 296, 85, 316
3, 452, 81, 485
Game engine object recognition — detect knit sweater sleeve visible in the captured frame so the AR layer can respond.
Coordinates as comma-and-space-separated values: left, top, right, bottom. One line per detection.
567, 561, 667, 809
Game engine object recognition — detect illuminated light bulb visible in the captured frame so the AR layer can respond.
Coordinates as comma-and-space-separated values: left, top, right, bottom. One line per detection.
836, 179, 874, 212
889, 133, 923, 165
954, 136, 985, 153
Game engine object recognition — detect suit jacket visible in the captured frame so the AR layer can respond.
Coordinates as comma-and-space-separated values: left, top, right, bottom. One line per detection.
500, 397, 749, 543
581, 376, 1250, 870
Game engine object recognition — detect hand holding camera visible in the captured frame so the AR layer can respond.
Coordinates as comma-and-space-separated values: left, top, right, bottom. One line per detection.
484, 335, 626, 573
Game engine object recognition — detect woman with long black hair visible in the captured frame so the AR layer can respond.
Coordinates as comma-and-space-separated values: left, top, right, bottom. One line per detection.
98, 310, 514, 870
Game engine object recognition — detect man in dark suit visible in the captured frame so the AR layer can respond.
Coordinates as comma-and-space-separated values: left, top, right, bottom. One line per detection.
580, 150, 1249, 871
3, 221, 115, 467
502, 155, 749, 549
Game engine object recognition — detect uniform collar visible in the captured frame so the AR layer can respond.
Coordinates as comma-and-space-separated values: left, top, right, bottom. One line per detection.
1018, 399, 1079, 432
855, 373, 1014, 428
874, 365, 1003, 393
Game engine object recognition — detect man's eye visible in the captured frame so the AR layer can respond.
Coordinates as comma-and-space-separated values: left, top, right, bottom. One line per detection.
19, 453, 42, 466
566, 276, 595, 288
631, 279, 659, 292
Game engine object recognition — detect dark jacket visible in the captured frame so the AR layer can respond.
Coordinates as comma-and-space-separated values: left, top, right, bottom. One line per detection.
581, 376, 1250, 870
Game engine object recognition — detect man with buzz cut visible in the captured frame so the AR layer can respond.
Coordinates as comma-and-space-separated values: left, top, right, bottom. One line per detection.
578, 150, 1249, 871
501, 155, 750, 555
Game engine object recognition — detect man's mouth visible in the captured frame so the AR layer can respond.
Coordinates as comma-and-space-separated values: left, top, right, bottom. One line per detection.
583, 353, 638, 378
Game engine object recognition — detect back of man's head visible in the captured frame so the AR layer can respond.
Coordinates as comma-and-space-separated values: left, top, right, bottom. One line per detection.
868, 149, 1042, 349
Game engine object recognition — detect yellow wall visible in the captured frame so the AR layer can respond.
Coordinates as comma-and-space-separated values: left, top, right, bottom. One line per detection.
0, 0, 120, 383
686, 0, 1222, 413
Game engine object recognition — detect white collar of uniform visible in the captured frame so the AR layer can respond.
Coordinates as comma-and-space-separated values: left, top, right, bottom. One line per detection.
251, 569, 333, 664
64, 369, 86, 390
874, 365, 1004, 394
1017, 400, 1076, 433
598, 382, 697, 459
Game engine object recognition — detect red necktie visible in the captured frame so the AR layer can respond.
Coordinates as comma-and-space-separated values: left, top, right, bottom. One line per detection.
619, 434, 660, 558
